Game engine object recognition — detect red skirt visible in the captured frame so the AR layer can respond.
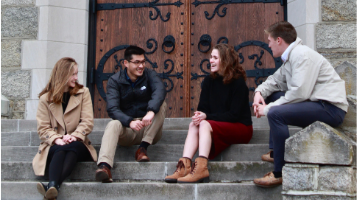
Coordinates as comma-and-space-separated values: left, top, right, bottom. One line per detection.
207, 120, 253, 160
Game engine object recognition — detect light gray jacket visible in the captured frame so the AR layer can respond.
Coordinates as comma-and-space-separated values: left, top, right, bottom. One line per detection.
255, 37, 348, 115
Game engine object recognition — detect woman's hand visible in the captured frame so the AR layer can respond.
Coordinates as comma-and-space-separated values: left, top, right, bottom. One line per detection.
63, 135, 77, 143
192, 111, 207, 126
54, 138, 67, 146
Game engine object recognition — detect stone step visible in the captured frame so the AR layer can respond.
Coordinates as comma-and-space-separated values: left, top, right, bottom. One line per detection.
2, 144, 271, 162
2, 161, 274, 182
1, 128, 302, 146
1, 181, 283, 200
1, 117, 275, 132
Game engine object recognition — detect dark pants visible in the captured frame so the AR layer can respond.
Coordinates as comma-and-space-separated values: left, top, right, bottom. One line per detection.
266, 92, 346, 172
46, 141, 92, 185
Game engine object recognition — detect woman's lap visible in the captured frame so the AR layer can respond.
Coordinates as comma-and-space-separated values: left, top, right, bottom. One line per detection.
47, 141, 92, 165
207, 120, 253, 159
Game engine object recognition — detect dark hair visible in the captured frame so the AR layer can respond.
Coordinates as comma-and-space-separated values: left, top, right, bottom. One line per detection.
265, 21, 297, 44
211, 43, 247, 84
124, 45, 146, 61
39, 57, 83, 103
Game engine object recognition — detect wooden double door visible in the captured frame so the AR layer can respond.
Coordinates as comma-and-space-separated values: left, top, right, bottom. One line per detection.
89, 0, 286, 118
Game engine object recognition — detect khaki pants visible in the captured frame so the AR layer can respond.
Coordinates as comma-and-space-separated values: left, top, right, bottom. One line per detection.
97, 102, 166, 167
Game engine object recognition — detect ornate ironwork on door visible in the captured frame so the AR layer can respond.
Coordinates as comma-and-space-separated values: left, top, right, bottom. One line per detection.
93, 37, 183, 102
96, 0, 183, 22
191, 35, 283, 90
192, 0, 285, 20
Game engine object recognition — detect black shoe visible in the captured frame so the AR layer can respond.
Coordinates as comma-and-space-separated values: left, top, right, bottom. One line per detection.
37, 182, 47, 196
45, 181, 60, 199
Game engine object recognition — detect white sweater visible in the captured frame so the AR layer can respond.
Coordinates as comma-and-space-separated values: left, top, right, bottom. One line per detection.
255, 37, 348, 115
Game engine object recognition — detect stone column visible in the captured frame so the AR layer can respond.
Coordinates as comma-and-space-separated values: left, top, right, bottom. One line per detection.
282, 122, 357, 200
23, 0, 90, 119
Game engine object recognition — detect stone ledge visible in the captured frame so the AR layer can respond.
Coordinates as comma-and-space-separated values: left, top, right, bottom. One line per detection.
285, 122, 356, 165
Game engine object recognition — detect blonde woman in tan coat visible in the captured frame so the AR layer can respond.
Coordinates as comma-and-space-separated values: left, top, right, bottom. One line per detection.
33, 57, 97, 200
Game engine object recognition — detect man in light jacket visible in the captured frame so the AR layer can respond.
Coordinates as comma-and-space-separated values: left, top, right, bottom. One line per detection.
95, 45, 167, 183
253, 21, 348, 187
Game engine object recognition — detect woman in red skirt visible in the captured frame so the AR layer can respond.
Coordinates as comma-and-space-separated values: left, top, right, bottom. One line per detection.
165, 43, 253, 183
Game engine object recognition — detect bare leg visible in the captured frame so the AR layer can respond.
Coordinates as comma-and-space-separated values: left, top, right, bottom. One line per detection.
198, 120, 213, 158
182, 122, 200, 159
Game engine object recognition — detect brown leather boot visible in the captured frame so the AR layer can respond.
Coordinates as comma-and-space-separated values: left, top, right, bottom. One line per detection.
95, 165, 113, 183
177, 157, 210, 183
165, 157, 192, 183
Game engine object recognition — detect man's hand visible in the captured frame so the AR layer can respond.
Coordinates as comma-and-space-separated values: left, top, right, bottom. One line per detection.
54, 138, 67, 146
192, 111, 207, 126
130, 120, 144, 131
255, 104, 266, 118
142, 111, 155, 126
253, 92, 266, 118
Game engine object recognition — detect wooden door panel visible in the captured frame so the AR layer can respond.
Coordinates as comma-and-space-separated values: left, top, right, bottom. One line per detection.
94, 0, 187, 118
189, 2, 284, 116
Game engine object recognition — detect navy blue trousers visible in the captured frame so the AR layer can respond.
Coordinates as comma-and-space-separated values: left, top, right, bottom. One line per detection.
266, 92, 346, 172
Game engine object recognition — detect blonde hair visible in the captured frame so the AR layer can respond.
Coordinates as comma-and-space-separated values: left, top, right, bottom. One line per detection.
39, 57, 83, 103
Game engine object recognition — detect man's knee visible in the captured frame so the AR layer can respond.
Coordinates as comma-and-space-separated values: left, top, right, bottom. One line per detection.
267, 106, 282, 120
105, 120, 123, 134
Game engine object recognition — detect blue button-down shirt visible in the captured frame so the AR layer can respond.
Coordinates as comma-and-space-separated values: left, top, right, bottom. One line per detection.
124, 68, 142, 88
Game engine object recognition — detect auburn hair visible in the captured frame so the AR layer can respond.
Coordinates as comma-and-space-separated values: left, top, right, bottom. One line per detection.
39, 57, 83, 103
211, 43, 247, 84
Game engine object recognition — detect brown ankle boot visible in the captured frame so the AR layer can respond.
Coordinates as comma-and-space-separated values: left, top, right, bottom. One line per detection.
177, 157, 210, 183
165, 157, 192, 183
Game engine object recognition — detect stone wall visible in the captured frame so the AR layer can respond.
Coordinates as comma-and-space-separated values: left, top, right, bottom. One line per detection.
1, 0, 37, 119
282, 122, 357, 200
316, 0, 357, 141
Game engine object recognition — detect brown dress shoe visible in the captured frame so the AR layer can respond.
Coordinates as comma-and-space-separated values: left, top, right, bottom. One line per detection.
165, 157, 192, 183
177, 157, 210, 183
254, 171, 282, 187
261, 151, 274, 163
95, 165, 113, 183
135, 147, 150, 162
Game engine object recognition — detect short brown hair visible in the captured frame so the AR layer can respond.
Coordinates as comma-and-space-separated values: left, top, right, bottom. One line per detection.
39, 57, 83, 103
211, 43, 247, 84
265, 21, 297, 44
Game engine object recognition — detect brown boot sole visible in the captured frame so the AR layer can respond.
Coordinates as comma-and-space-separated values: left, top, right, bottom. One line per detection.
136, 157, 150, 162
37, 182, 46, 196
254, 182, 282, 188
177, 176, 210, 183
164, 178, 177, 183
45, 187, 58, 199
95, 171, 113, 183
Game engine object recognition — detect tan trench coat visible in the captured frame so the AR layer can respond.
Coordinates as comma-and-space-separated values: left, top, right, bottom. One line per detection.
32, 87, 98, 176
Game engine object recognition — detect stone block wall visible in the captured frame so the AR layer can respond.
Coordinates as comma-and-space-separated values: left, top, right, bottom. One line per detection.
282, 122, 357, 200
316, 0, 357, 141
1, 0, 37, 119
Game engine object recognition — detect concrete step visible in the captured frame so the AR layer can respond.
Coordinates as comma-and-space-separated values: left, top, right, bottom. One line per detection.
1, 117, 276, 132
2, 161, 274, 182
1, 128, 302, 146
2, 144, 271, 162
1, 181, 282, 200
